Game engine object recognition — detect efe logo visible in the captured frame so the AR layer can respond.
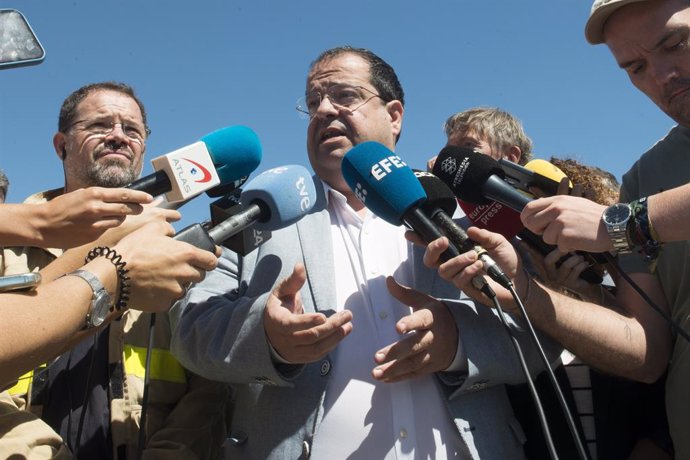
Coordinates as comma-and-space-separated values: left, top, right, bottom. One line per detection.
371, 155, 407, 180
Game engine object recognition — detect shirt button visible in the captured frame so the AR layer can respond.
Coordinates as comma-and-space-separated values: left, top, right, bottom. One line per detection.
379, 311, 388, 319
320, 359, 331, 376
399, 428, 408, 439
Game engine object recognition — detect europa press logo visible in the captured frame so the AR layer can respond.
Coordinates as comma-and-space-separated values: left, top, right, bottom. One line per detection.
182, 158, 213, 183
440, 157, 457, 176
354, 182, 367, 203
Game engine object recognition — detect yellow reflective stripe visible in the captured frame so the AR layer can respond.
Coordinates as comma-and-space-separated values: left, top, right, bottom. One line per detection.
8, 363, 46, 396
123, 345, 186, 384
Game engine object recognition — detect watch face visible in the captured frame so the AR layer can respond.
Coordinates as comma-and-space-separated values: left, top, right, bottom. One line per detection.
91, 291, 110, 326
605, 203, 631, 225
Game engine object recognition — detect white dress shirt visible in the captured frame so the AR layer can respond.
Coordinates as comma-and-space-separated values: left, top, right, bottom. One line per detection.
309, 183, 466, 460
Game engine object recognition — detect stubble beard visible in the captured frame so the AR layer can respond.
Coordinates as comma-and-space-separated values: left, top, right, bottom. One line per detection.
83, 158, 139, 188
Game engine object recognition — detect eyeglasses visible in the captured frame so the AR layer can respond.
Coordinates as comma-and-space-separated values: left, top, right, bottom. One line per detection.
70, 118, 150, 144
296, 84, 383, 120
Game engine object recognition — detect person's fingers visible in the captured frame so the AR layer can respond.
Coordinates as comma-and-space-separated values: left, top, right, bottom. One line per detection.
273, 263, 307, 313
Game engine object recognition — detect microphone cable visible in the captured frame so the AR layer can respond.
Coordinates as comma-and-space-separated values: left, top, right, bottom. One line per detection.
72, 333, 99, 459
602, 252, 690, 343
471, 276, 559, 460
432, 214, 585, 459
507, 280, 588, 460
135, 312, 157, 460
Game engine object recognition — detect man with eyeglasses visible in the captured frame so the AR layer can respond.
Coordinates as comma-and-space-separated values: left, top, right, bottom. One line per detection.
0, 82, 228, 459
171, 46, 554, 459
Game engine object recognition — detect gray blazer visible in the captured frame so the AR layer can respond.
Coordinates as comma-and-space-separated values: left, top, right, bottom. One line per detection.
170, 180, 557, 459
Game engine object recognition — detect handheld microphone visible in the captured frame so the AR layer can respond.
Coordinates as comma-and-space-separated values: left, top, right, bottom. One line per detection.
433, 147, 603, 284
433, 146, 532, 212
499, 158, 572, 196
175, 165, 316, 252
341, 141, 460, 262
413, 170, 512, 288
208, 191, 271, 256
128, 125, 262, 203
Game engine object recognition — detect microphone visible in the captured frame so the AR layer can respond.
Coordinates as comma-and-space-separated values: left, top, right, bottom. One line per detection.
341, 141, 461, 262
413, 170, 512, 288
499, 158, 572, 196
432, 146, 531, 212
208, 191, 272, 256
128, 125, 262, 203
433, 147, 603, 284
174, 165, 316, 252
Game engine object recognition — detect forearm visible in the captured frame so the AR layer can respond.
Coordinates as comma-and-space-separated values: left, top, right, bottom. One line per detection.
0, 204, 44, 246
0, 257, 121, 385
516, 278, 668, 382
647, 183, 690, 243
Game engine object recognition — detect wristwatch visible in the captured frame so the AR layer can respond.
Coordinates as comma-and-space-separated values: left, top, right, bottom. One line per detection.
67, 269, 112, 328
602, 202, 633, 255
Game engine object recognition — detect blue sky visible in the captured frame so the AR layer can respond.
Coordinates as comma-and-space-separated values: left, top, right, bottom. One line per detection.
0, 0, 678, 229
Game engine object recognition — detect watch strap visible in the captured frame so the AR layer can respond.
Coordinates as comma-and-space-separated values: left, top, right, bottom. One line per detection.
66, 269, 112, 327
602, 203, 632, 255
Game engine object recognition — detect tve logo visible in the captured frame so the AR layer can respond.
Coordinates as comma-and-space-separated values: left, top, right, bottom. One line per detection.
295, 176, 311, 212
371, 155, 407, 180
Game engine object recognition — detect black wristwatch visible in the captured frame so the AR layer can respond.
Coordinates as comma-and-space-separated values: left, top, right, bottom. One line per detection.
67, 269, 112, 328
602, 203, 633, 255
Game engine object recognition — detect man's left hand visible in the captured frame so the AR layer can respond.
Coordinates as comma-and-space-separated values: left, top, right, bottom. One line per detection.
372, 277, 458, 382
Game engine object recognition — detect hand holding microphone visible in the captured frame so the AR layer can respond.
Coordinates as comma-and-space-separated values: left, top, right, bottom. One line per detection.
2, 187, 154, 249
521, 195, 611, 253
432, 146, 605, 283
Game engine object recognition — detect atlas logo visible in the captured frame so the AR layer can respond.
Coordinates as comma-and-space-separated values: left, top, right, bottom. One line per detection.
440, 157, 457, 176
371, 155, 407, 180
180, 158, 213, 183
295, 176, 311, 212
354, 182, 367, 203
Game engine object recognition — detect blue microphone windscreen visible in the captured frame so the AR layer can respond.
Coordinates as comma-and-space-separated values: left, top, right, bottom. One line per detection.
241, 164, 317, 231
341, 141, 426, 225
201, 125, 262, 184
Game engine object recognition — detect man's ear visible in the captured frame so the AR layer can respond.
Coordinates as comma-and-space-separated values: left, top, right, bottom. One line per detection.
386, 100, 404, 141
53, 132, 67, 160
505, 145, 522, 164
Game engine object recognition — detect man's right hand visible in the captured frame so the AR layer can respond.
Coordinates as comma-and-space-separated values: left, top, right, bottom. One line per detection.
264, 263, 353, 364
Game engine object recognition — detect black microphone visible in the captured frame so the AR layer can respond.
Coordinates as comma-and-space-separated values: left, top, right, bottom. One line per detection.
432, 146, 531, 212
208, 191, 272, 255
413, 170, 512, 289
